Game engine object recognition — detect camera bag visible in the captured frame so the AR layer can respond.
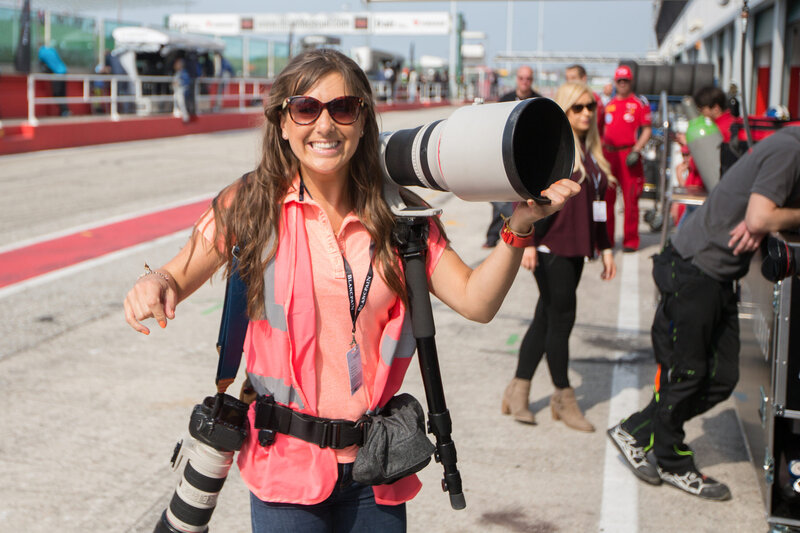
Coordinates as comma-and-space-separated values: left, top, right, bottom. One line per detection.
353, 393, 435, 485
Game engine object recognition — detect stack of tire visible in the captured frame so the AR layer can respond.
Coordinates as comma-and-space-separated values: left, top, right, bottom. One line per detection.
618, 60, 715, 97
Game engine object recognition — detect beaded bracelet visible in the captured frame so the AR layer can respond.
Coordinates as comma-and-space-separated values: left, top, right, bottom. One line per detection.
137, 263, 170, 283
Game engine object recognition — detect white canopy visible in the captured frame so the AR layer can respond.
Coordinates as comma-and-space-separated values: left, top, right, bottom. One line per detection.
111, 26, 225, 55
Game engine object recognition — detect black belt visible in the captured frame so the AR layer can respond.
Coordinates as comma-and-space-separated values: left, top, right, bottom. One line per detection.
254, 395, 370, 449
603, 144, 634, 152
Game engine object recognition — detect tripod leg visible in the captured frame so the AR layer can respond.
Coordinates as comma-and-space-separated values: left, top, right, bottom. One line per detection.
397, 217, 466, 510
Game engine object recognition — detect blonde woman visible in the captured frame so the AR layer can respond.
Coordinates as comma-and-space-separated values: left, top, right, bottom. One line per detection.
503, 82, 616, 431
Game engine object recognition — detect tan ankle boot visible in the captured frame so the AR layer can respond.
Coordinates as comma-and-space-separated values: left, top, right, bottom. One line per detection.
501, 378, 536, 424
551, 387, 594, 432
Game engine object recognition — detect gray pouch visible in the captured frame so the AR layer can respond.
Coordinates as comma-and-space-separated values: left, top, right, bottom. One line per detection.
352, 393, 435, 485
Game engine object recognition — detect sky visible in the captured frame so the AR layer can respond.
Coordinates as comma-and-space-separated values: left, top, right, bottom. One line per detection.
16, 0, 658, 77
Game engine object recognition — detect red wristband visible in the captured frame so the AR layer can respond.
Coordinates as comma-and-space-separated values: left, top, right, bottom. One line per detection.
500, 219, 535, 248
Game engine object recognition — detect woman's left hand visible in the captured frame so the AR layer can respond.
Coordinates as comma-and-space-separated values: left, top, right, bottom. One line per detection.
601, 252, 616, 281
506, 179, 582, 233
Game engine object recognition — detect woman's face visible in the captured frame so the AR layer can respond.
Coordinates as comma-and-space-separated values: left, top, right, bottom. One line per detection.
280, 72, 365, 185
566, 91, 595, 136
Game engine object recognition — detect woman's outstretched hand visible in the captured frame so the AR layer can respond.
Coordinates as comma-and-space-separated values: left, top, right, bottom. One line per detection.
124, 271, 177, 335
507, 178, 582, 233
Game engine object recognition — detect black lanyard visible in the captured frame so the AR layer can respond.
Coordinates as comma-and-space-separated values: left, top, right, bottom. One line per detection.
342, 246, 372, 346
298, 176, 372, 344
342, 250, 373, 346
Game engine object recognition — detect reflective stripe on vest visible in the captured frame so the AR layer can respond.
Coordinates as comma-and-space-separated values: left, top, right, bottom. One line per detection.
380, 312, 416, 366
247, 371, 305, 409
260, 236, 288, 331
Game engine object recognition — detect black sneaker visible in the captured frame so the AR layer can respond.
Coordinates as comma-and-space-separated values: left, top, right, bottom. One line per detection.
658, 467, 732, 501
607, 424, 661, 485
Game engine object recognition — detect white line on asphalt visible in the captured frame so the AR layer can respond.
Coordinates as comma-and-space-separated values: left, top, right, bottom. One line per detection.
0, 230, 190, 301
0, 192, 216, 255
599, 251, 641, 533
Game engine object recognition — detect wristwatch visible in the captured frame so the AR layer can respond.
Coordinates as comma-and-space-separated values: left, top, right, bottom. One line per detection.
499, 219, 535, 248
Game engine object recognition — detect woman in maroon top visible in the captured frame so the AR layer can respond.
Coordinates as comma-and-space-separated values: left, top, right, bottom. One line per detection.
502, 82, 617, 431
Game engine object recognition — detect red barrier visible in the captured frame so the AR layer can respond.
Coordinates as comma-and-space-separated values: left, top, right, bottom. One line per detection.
0, 100, 451, 156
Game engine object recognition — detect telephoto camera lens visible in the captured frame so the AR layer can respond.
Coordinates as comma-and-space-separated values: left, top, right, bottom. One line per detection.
379, 98, 575, 202
154, 437, 235, 533
155, 394, 249, 533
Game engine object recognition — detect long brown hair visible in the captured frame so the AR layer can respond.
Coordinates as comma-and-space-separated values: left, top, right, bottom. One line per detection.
204, 49, 431, 318
554, 82, 615, 186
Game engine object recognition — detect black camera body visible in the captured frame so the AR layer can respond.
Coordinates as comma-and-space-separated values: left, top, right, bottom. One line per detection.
190, 394, 249, 452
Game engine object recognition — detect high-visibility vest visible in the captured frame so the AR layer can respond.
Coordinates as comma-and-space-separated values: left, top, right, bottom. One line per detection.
237, 196, 424, 505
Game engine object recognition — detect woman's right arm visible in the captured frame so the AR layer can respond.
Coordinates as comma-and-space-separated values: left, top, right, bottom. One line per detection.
124, 231, 223, 335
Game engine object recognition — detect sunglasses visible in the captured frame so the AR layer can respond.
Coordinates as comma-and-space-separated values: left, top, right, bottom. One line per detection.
570, 102, 597, 113
282, 95, 364, 125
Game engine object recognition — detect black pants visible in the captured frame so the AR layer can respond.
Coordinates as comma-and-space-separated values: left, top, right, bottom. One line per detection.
51, 79, 69, 115
621, 245, 739, 473
486, 202, 514, 246
515, 253, 584, 388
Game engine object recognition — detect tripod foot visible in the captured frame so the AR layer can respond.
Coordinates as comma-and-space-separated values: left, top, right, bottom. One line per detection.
449, 492, 466, 510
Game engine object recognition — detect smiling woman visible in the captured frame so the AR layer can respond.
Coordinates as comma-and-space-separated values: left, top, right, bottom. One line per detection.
122, 47, 580, 533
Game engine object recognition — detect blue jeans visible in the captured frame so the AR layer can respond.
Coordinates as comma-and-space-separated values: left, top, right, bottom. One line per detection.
249, 463, 406, 533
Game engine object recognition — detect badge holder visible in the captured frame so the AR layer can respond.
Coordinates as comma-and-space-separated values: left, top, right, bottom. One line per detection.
385, 181, 467, 510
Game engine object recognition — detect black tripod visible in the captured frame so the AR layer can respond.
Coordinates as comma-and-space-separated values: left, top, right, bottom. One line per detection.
393, 212, 466, 510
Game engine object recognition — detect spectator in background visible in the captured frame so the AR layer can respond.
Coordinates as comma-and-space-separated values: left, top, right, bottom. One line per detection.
727, 83, 741, 118
565, 64, 605, 137
408, 68, 418, 103
602, 65, 652, 252
91, 62, 111, 114
499, 65, 541, 102
601, 82, 614, 106
485, 65, 542, 248
503, 82, 617, 430
172, 58, 192, 124
37, 44, 69, 116
105, 50, 134, 114
672, 86, 735, 225
214, 55, 235, 112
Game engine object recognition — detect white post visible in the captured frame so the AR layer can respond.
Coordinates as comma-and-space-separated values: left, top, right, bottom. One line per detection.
27, 75, 38, 126
769, 0, 787, 109
44, 10, 51, 46
722, 24, 732, 91
536, 1, 544, 83
505, 0, 513, 74
98, 18, 106, 67
732, 16, 743, 93
448, 1, 457, 101
268, 40, 275, 79
111, 78, 120, 121
243, 36, 250, 79
744, 10, 755, 114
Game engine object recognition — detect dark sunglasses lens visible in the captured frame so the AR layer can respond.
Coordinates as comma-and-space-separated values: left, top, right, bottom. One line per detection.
291, 97, 322, 123
572, 102, 597, 113
328, 97, 361, 124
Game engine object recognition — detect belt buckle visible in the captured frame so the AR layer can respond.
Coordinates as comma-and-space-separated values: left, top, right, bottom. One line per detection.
321, 421, 343, 449
355, 415, 371, 446
255, 395, 277, 447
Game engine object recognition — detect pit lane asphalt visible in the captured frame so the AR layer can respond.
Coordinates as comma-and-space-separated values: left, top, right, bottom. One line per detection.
0, 106, 765, 532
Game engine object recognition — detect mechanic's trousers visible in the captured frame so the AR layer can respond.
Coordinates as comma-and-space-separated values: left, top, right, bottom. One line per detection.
603, 148, 645, 250
621, 244, 740, 473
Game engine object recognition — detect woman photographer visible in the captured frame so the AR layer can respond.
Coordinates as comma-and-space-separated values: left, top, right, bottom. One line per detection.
124, 49, 578, 532
502, 82, 616, 432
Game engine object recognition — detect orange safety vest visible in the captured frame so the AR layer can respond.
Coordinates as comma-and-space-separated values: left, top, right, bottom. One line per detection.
236, 197, 424, 506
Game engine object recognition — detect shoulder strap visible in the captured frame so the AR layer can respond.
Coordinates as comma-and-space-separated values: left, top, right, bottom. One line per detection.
215, 247, 250, 393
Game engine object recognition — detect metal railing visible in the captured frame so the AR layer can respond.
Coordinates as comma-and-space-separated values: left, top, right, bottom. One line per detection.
25, 73, 271, 126
24, 73, 449, 126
